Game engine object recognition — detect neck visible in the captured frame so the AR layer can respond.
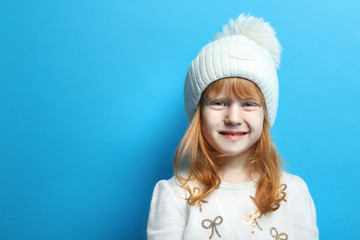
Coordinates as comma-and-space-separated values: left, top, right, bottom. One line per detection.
217, 151, 253, 183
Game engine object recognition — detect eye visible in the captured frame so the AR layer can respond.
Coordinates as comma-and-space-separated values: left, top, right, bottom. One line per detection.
242, 101, 261, 109
243, 102, 257, 107
212, 100, 226, 106
206, 99, 228, 109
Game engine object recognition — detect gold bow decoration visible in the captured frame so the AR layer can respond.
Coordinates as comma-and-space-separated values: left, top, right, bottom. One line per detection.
275, 184, 287, 202
270, 227, 288, 240
187, 187, 209, 212
242, 210, 263, 234
201, 216, 223, 239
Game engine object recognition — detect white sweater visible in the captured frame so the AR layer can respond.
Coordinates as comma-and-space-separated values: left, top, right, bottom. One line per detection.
147, 172, 318, 240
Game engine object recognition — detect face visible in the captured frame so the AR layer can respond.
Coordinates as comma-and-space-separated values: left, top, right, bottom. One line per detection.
201, 88, 264, 157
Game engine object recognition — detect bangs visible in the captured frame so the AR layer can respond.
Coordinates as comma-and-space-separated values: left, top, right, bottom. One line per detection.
201, 77, 265, 104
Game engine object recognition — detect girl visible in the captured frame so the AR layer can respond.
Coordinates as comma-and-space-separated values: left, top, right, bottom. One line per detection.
147, 14, 318, 239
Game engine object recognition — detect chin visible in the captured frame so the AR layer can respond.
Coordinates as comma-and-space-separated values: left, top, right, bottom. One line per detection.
217, 146, 251, 157
218, 149, 246, 156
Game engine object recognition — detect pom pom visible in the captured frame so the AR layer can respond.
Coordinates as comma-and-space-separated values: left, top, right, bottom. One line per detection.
215, 14, 281, 68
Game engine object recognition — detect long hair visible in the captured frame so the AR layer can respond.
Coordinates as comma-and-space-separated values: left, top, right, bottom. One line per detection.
174, 77, 285, 215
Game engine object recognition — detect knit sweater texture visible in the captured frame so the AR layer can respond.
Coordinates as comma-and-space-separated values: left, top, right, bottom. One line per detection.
147, 171, 318, 240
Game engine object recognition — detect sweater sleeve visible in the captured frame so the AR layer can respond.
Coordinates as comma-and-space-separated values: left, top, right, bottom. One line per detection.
147, 178, 188, 240
291, 176, 319, 240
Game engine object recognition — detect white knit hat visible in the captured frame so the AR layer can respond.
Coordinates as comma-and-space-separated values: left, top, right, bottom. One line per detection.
184, 14, 281, 127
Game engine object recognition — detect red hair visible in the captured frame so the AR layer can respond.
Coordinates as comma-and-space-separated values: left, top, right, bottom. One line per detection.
174, 77, 286, 215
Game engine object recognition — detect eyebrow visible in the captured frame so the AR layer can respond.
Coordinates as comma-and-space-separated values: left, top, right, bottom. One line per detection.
241, 98, 261, 102
204, 97, 228, 102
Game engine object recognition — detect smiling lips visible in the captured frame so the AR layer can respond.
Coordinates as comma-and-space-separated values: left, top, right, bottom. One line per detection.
218, 131, 248, 140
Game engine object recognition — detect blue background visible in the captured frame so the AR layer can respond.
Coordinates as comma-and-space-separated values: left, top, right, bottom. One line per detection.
1, 0, 359, 239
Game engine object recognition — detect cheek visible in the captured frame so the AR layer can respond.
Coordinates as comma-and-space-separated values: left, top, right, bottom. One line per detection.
201, 120, 216, 150
248, 112, 264, 133
200, 110, 211, 138
201, 109, 222, 127
256, 123, 264, 138
201, 109, 221, 144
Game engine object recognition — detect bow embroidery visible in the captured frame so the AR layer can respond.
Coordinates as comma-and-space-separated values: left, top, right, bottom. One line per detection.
201, 216, 223, 239
242, 210, 263, 234
187, 187, 209, 212
270, 227, 288, 240
275, 184, 287, 202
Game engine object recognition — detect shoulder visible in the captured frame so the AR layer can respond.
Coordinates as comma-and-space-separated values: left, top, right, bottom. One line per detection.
148, 177, 190, 239
280, 171, 315, 206
281, 171, 311, 191
151, 176, 189, 202
281, 171, 309, 188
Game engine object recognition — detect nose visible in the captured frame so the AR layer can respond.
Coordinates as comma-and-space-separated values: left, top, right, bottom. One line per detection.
224, 104, 244, 126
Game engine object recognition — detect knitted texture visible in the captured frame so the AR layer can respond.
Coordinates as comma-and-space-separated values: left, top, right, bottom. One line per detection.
147, 172, 319, 239
184, 14, 281, 127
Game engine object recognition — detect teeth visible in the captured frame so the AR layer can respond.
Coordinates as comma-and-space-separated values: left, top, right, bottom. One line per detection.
221, 132, 246, 136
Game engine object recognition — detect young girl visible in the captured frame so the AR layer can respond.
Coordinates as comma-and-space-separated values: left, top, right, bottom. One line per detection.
147, 14, 318, 239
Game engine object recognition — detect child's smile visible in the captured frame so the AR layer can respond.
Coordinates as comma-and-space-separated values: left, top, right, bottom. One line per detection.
218, 130, 248, 140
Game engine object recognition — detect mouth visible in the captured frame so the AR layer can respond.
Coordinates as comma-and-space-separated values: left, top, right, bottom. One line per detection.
218, 131, 248, 140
